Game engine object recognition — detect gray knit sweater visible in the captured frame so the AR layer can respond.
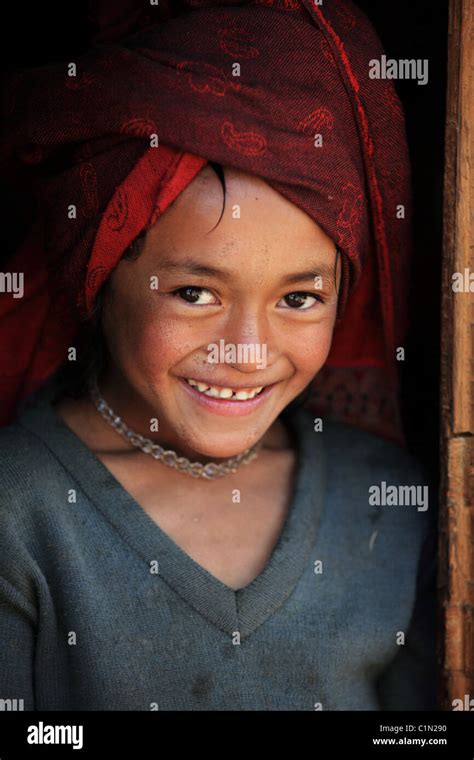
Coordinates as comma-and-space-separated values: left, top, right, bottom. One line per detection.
0, 378, 437, 711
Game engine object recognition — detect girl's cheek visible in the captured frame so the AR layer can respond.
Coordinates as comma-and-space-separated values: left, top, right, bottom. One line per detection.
292, 324, 335, 378
133, 313, 203, 370
319, 322, 336, 357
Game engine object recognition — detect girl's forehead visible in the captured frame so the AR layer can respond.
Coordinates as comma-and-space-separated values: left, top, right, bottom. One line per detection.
147, 168, 334, 251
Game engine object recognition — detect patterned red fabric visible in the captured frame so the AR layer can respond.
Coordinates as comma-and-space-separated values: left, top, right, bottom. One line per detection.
0, 0, 413, 441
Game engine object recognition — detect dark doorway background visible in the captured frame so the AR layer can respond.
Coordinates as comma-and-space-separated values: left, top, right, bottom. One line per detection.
355, 0, 448, 494
1, 1, 448, 485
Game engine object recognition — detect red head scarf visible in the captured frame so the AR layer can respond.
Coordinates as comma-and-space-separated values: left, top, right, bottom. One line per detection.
0, 0, 413, 441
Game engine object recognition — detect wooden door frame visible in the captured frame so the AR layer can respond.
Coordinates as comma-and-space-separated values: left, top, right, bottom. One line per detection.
439, 0, 474, 709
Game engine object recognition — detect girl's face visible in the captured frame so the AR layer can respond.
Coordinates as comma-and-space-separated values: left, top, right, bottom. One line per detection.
101, 165, 341, 461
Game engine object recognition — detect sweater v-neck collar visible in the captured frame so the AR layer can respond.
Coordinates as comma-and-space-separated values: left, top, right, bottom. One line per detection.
18, 381, 326, 639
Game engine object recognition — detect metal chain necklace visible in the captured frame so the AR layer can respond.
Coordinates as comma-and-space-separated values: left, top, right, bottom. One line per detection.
88, 378, 264, 479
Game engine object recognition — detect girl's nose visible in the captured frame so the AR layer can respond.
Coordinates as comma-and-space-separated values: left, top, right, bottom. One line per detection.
214, 307, 272, 373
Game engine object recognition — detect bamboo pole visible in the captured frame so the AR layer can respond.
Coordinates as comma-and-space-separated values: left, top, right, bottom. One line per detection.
439, 0, 474, 709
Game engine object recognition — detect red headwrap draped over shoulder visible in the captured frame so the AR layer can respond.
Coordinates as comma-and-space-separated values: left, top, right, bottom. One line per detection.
0, 0, 413, 441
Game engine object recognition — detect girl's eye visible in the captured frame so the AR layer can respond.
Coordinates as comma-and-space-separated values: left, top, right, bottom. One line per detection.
278, 292, 324, 310
170, 287, 217, 305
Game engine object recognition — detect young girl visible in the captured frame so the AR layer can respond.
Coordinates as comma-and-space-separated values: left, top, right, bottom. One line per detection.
0, 0, 437, 710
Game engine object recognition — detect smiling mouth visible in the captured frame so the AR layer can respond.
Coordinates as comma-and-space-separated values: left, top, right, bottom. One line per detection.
182, 377, 267, 401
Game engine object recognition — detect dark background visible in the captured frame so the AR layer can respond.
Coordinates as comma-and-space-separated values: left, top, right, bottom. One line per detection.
1, 1, 449, 484
355, 0, 448, 488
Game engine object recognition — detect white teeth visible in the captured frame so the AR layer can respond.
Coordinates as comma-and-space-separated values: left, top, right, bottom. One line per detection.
216, 388, 234, 398
234, 390, 257, 400
184, 378, 265, 401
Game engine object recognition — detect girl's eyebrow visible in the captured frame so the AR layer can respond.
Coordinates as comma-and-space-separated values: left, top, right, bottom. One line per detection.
157, 255, 335, 285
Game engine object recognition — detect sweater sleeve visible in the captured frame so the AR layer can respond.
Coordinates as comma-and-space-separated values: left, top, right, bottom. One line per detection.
0, 576, 36, 710
375, 524, 438, 710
